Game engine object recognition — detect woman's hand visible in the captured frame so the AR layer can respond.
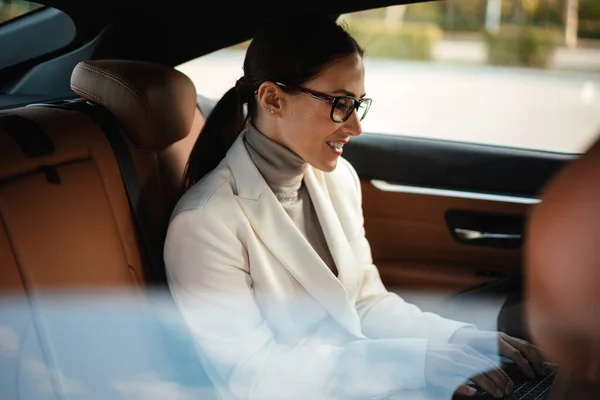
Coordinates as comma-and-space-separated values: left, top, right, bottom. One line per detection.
450, 328, 548, 379
425, 343, 513, 398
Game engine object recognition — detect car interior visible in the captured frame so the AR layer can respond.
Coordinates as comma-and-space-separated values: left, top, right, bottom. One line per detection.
0, 0, 598, 399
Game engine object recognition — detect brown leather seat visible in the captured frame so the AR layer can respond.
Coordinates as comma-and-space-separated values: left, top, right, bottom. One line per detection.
0, 106, 148, 290
0, 60, 214, 400
525, 134, 600, 391
69, 60, 202, 278
0, 59, 201, 291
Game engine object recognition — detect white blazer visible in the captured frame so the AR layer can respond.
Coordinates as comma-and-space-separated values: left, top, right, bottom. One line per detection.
164, 131, 471, 400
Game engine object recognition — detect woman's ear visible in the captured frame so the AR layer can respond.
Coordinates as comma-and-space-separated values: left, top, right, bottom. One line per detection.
256, 82, 282, 116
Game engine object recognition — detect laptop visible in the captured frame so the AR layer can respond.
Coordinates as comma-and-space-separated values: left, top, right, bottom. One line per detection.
453, 359, 558, 400
399, 358, 599, 400
399, 360, 558, 400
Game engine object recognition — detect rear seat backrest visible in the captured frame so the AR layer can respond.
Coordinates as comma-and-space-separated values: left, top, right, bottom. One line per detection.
0, 60, 207, 400
69, 60, 201, 264
0, 59, 201, 291
0, 107, 146, 290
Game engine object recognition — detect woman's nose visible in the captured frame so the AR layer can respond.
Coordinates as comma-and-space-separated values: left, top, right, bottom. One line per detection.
345, 110, 362, 136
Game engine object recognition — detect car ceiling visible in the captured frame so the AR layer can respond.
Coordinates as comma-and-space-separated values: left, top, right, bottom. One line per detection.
32, 0, 432, 67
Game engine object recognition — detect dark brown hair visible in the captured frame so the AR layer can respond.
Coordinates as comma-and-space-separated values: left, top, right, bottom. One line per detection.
183, 15, 364, 190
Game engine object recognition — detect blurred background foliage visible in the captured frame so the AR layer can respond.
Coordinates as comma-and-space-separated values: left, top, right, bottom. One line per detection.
342, 0, 599, 68
0, 0, 42, 24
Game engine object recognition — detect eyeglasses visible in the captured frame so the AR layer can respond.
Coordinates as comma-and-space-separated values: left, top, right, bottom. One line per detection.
275, 82, 372, 123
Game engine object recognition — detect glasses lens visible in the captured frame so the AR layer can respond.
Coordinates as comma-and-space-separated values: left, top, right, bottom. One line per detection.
332, 97, 372, 122
357, 98, 372, 121
332, 97, 354, 122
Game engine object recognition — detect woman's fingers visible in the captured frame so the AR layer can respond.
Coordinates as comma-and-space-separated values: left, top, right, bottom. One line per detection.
461, 345, 514, 390
499, 339, 535, 378
453, 355, 507, 399
461, 347, 514, 395
503, 335, 548, 376
454, 384, 478, 397
468, 372, 506, 399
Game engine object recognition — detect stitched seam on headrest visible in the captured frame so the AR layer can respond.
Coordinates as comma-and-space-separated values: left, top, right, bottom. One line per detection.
78, 64, 145, 109
77, 63, 153, 146
70, 85, 109, 108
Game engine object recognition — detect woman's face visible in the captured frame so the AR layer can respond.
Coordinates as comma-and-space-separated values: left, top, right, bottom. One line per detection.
269, 53, 366, 172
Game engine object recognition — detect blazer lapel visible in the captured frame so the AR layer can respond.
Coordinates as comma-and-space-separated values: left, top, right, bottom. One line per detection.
304, 168, 362, 303
226, 133, 363, 337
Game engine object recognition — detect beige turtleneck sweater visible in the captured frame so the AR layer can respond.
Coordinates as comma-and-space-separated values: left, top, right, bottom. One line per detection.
244, 122, 338, 277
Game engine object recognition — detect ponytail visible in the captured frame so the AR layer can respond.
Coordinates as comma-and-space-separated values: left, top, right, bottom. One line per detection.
183, 14, 363, 192
183, 85, 247, 191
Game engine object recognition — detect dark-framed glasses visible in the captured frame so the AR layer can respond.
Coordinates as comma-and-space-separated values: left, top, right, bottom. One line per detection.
275, 82, 372, 123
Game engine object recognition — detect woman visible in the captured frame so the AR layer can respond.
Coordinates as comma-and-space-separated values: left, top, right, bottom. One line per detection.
164, 15, 546, 400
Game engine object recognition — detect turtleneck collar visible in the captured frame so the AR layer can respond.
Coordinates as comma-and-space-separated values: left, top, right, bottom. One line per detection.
243, 120, 308, 199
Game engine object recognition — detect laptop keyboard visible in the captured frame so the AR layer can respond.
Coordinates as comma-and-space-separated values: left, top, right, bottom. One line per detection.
469, 362, 557, 400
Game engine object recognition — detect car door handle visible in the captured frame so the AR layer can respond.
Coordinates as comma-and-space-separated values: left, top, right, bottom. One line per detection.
454, 228, 522, 241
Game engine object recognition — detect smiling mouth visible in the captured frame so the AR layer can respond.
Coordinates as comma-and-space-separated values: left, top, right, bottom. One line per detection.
326, 141, 344, 151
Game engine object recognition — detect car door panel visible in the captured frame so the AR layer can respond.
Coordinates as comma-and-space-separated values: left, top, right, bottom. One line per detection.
361, 181, 525, 293
344, 133, 575, 297
346, 133, 572, 197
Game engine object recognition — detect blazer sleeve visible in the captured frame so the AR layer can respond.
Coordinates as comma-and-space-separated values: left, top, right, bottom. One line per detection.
339, 159, 475, 344
164, 207, 432, 400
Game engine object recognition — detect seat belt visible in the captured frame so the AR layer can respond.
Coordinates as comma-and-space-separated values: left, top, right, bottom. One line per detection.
33, 101, 166, 285
81, 102, 166, 284
0, 114, 55, 157
1, 114, 62, 184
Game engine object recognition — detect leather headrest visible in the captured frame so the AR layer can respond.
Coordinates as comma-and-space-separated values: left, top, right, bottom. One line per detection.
71, 60, 197, 150
526, 135, 600, 379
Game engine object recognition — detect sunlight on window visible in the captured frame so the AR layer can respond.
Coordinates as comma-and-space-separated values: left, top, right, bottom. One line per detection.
177, 0, 600, 154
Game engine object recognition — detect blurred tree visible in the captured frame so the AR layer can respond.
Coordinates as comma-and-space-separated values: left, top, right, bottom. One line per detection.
404, 1, 444, 25
485, 0, 503, 34
445, 0, 456, 30
522, 0, 542, 14
0, 0, 42, 24
343, 0, 600, 40
579, 0, 600, 39
441, 0, 486, 31
565, 0, 579, 47
514, 0, 528, 24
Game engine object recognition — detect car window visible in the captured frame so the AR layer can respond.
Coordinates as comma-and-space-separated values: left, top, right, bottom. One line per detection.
177, 0, 600, 154
0, 0, 43, 25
